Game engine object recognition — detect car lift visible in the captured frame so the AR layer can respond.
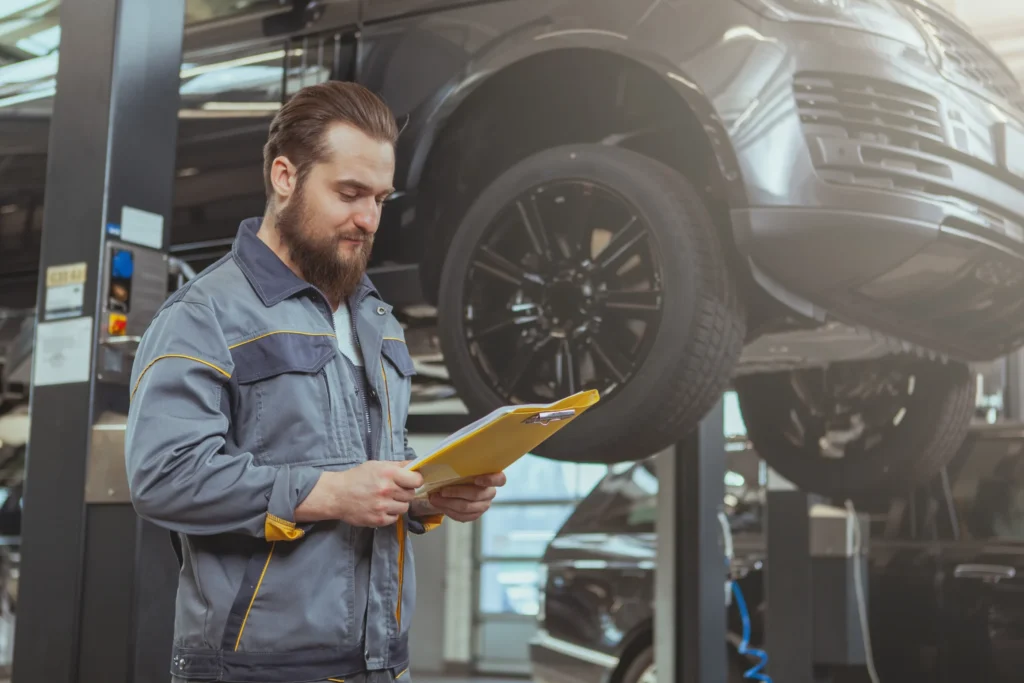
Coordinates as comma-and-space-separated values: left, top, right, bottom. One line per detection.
655, 400, 872, 683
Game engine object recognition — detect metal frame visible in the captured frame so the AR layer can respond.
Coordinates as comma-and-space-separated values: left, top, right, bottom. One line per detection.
656, 398, 728, 683
472, 462, 602, 675
12, 1, 185, 681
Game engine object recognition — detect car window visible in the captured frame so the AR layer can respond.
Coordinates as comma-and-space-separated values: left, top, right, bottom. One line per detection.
561, 462, 658, 535
564, 446, 765, 536
947, 431, 1024, 542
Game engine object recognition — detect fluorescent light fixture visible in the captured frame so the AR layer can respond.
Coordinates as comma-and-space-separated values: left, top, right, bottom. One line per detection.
0, 0, 46, 22
180, 49, 301, 79
16, 24, 60, 56
201, 101, 280, 111
0, 85, 55, 108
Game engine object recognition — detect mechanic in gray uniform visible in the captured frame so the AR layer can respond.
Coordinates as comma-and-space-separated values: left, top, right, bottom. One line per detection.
125, 81, 505, 683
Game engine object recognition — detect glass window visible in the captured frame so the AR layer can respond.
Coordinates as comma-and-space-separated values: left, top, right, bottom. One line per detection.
480, 504, 576, 559
493, 454, 605, 502
723, 390, 747, 438
948, 432, 1024, 541
478, 561, 543, 616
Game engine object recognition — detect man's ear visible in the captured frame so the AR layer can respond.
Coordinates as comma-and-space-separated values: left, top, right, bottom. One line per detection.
269, 156, 298, 201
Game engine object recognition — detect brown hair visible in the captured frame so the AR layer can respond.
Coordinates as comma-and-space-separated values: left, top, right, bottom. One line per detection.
262, 81, 399, 200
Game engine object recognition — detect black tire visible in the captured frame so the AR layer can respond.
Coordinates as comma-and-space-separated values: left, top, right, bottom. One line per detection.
735, 359, 975, 501
619, 644, 746, 683
436, 144, 746, 464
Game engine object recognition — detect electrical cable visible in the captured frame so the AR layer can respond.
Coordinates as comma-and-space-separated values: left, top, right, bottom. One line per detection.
845, 499, 880, 683
730, 579, 772, 683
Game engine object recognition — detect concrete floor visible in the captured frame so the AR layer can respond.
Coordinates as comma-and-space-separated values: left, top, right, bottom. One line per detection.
419, 677, 528, 683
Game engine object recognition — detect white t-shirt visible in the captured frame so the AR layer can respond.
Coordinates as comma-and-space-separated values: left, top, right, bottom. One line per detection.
333, 302, 364, 367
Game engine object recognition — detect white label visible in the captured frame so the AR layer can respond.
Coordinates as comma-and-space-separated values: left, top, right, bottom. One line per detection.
44, 283, 85, 318
120, 206, 163, 249
32, 317, 94, 387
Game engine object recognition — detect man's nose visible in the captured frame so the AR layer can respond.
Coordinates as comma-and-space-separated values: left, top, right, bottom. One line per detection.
353, 206, 379, 234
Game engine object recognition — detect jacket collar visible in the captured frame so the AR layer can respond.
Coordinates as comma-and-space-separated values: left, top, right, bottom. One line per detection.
231, 217, 380, 307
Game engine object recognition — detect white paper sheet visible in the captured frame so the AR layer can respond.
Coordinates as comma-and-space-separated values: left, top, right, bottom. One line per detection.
32, 317, 94, 386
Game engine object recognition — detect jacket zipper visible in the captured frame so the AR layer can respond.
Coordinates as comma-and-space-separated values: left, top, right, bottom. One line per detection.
348, 298, 372, 447
381, 357, 404, 628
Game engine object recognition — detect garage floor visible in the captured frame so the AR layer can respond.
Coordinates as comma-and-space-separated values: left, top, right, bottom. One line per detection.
419, 676, 528, 683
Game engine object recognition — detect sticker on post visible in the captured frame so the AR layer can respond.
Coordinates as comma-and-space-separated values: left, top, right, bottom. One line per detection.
44, 262, 87, 320
120, 206, 164, 249
33, 317, 94, 387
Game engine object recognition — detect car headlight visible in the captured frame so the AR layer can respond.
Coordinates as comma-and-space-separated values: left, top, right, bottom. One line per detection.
738, 0, 928, 49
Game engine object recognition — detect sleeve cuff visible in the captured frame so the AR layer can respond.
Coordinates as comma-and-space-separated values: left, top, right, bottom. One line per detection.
265, 466, 322, 541
406, 512, 445, 535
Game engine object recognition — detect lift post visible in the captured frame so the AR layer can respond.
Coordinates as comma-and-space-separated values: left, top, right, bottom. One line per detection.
655, 399, 728, 683
12, 0, 185, 681
765, 475, 871, 683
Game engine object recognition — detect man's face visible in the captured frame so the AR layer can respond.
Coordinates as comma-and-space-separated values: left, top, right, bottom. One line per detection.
273, 122, 396, 306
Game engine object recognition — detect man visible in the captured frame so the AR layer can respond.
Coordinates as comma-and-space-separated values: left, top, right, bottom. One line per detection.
125, 81, 505, 683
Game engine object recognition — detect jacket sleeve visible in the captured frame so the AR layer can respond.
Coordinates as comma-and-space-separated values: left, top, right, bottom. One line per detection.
401, 430, 444, 535
125, 298, 321, 541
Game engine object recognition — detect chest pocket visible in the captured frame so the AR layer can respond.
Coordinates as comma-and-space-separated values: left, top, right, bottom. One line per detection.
229, 331, 348, 467
380, 337, 416, 458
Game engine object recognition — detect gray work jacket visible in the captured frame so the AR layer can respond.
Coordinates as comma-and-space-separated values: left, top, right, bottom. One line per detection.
125, 218, 441, 682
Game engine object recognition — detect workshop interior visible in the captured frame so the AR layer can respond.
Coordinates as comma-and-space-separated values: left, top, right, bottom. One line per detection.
2, 0, 1024, 681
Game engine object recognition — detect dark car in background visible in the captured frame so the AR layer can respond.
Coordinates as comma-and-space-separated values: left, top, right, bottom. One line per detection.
2, 0, 1024, 499
530, 423, 1024, 683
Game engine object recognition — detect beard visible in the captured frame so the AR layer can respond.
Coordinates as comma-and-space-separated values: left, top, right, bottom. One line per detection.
275, 186, 373, 306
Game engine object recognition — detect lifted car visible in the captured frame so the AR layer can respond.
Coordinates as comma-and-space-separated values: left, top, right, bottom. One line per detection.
1, 0, 1023, 497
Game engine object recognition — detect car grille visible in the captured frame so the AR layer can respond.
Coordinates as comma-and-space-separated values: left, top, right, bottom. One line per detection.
794, 71, 1024, 357
795, 72, 1024, 247
794, 72, 944, 156
910, 5, 1024, 112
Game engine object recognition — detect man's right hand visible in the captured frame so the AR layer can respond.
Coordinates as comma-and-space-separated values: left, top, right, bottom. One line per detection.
294, 460, 424, 527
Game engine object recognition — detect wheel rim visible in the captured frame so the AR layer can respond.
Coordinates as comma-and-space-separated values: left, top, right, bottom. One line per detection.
462, 179, 665, 404
781, 362, 917, 459
637, 663, 657, 683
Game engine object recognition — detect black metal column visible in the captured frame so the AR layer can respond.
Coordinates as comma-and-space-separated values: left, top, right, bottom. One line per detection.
1005, 351, 1024, 421
656, 399, 727, 683
765, 487, 815, 683
12, 1, 185, 682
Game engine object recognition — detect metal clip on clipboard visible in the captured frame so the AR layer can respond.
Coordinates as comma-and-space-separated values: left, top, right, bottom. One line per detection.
522, 409, 577, 426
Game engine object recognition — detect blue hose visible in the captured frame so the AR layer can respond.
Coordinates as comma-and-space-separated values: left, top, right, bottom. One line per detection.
730, 580, 772, 683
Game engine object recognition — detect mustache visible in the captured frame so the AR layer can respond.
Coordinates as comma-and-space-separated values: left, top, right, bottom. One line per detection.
338, 231, 372, 243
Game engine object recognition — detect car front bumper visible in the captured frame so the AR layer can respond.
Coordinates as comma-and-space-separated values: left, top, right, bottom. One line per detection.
528, 629, 619, 683
726, 6, 1024, 361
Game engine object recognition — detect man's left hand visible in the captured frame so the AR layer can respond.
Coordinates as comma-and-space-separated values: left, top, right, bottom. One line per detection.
422, 472, 506, 523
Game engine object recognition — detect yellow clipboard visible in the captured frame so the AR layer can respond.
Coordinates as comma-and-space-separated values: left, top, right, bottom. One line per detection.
407, 389, 600, 497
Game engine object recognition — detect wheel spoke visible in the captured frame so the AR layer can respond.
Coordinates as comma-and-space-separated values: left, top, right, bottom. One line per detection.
555, 339, 579, 395
468, 314, 540, 341
594, 217, 647, 275
516, 195, 554, 264
589, 338, 630, 384
471, 246, 545, 289
561, 184, 594, 261
598, 290, 662, 321
501, 337, 552, 394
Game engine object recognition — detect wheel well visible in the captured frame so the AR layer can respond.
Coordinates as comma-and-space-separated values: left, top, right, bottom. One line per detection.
414, 48, 745, 305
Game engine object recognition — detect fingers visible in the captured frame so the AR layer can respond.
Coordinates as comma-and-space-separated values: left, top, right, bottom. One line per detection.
391, 466, 424, 490
428, 493, 491, 516
437, 484, 497, 503
474, 472, 507, 488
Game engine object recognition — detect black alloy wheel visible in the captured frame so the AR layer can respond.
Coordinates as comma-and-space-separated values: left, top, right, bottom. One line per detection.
437, 144, 746, 464
461, 179, 664, 405
735, 358, 975, 501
